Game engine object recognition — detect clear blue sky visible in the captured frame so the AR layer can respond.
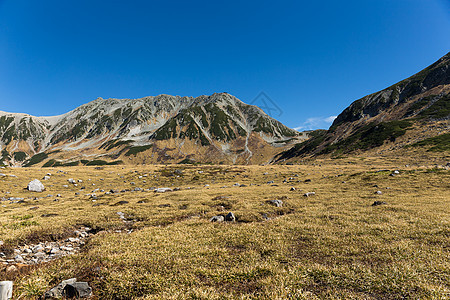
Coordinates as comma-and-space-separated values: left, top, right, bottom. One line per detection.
1, 0, 449, 130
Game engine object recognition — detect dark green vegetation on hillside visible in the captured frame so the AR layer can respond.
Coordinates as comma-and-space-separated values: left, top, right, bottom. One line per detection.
13, 152, 27, 162
410, 133, 450, 152
151, 103, 248, 144
405, 93, 450, 120
100, 139, 133, 151
1, 149, 11, 161
417, 93, 450, 119
0, 116, 16, 145
42, 159, 123, 167
24, 152, 49, 167
124, 145, 153, 156
276, 130, 327, 160
322, 120, 413, 154
152, 118, 178, 140
150, 101, 297, 147
277, 119, 416, 161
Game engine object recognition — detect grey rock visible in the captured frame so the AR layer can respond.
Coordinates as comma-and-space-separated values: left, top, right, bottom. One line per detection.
43, 175, 51, 180
225, 212, 236, 222
44, 278, 77, 299
303, 192, 315, 197
212, 195, 229, 200
375, 191, 383, 195
210, 215, 225, 222
113, 200, 129, 206
60, 246, 74, 252
155, 187, 173, 193
0, 281, 13, 300
27, 179, 45, 192
63, 282, 92, 298
268, 200, 283, 207
32, 245, 44, 253
50, 248, 60, 254
34, 252, 45, 259
372, 201, 387, 206
14, 255, 24, 263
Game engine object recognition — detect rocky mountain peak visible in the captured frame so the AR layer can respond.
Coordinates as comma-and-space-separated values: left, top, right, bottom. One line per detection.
0, 93, 303, 166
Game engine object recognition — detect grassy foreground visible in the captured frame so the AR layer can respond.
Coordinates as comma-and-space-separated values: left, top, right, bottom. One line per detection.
0, 158, 449, 299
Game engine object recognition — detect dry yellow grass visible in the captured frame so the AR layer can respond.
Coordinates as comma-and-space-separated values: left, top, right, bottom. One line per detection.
0, 157, 449, 299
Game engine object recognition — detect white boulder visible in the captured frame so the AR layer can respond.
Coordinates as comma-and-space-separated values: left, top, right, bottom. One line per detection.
27, 179, 45, 192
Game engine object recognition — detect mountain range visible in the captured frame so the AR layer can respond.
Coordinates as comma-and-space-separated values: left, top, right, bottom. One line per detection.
0, 93, 304, 166
1, 52, 449, 167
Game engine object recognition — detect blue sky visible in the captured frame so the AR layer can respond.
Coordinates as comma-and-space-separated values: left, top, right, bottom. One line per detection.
1, 0, 449, 131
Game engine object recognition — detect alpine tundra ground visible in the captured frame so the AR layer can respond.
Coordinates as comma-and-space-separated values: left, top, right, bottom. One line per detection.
0, 157, 449, 299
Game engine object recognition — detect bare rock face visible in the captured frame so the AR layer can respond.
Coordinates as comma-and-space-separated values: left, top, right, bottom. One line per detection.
27, 179, 45, 192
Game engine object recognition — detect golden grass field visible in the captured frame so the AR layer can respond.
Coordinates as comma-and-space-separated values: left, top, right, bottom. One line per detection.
0, 157, 449, 299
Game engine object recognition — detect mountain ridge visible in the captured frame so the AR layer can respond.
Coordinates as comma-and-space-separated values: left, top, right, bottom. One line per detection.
276, 52, 450, 161
0, 93, 304, 166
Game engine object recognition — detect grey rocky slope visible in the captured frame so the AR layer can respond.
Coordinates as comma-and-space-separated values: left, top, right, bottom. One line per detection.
1, 93, 303, 165
276, 52, 450, 161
